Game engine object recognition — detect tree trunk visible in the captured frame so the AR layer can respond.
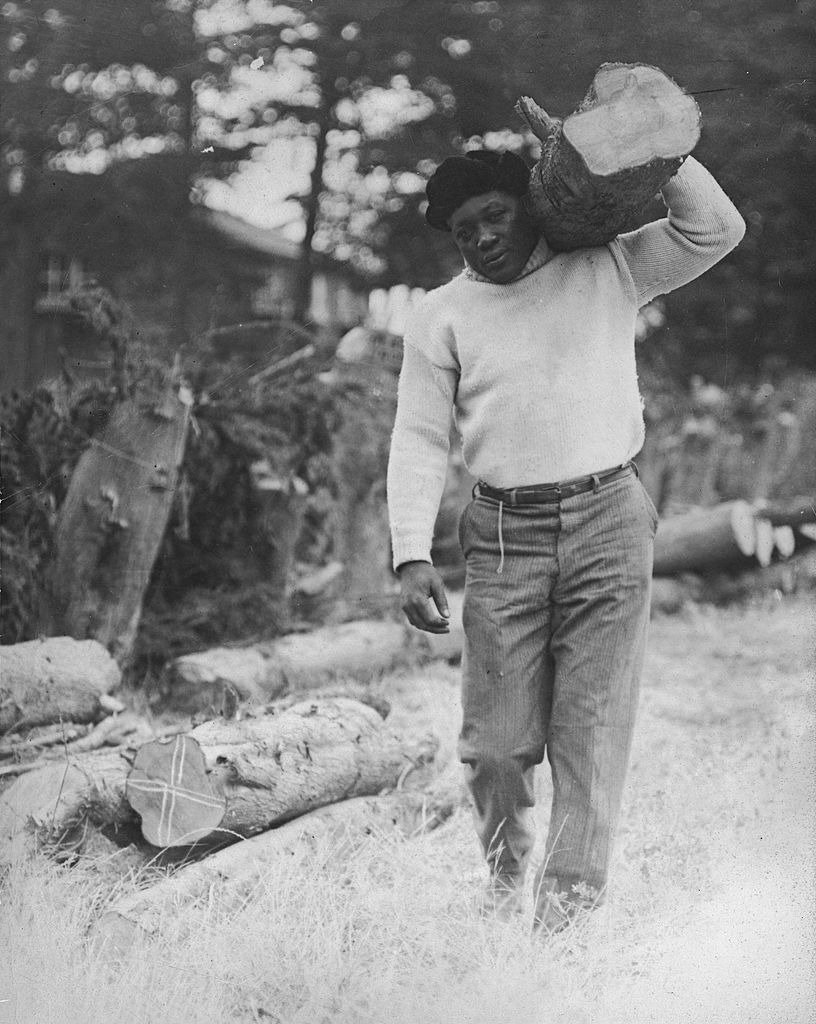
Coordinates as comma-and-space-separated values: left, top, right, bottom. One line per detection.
293, 106, 331, 324
516, 63, 700, 251
653, 501, 757, 576
38, 383, 191, 665
656, 419, 724, 514
246, 462, 308, 600
0, 213, 42, 394
93, 784, 463, 957
160, 599, 465, 714
0, 637, 121, 733
0, 698, 438, 862
330, 369, 399, 620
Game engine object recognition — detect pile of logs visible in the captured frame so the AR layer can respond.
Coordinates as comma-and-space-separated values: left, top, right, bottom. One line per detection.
0, 618, 468, 955
650, 496, 816, 612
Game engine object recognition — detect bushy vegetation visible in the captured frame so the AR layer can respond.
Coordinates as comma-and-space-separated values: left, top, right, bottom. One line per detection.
0, 383, 117, 643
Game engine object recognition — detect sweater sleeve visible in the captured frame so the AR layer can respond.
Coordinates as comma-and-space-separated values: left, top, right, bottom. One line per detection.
387, 301, 459, 571
612, 155, 746, 307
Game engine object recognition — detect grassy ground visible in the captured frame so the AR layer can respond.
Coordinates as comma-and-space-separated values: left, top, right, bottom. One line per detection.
2, 597, 814, 1024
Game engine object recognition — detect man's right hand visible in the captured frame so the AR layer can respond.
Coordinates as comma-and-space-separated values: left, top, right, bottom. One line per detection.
397, 560, 451, 634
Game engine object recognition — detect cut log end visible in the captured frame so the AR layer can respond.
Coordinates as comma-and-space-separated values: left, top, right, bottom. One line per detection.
564, 65, 700, 177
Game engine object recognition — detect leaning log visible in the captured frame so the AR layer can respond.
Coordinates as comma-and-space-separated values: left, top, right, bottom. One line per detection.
652, 501, 757, 576
93, 784, 463, 956
160, 595, 465, 714
38, 382, 191, 666
0, 637, 121, 733
516, 63, 700, 251
0, 698, 437, 862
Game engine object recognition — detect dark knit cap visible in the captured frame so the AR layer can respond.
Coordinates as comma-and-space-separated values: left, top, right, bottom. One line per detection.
425, 149, 531, 231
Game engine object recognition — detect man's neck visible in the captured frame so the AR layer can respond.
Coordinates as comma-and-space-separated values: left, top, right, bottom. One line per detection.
463, 235, 552, 284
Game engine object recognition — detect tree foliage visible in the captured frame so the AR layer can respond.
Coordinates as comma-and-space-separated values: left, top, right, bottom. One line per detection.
2, 0, 813, 375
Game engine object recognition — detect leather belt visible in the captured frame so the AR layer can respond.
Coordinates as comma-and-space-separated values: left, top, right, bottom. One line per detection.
475, 462, 636, 505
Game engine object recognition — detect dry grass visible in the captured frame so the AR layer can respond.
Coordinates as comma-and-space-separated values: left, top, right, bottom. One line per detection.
2, 597, 814, 1024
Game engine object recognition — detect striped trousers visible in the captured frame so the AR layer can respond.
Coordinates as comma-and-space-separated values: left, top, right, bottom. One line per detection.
457, 468, 658, 908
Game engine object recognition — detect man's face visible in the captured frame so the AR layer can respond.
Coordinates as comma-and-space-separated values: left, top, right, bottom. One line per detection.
448, 190, 539, 283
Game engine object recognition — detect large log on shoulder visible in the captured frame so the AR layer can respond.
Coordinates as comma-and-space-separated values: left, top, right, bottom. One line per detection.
516, 63, 700, 251
0, 698, 437, 862
0, 637, 121, 732
652, 501, 757, 576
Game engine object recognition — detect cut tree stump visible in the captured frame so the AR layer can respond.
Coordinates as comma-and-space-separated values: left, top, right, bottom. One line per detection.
0, 637, 121, 733
652, 501, 757, 576
516, 63, 700, 251
38, 382, 191, 666
93, 783, 463, 957
0, 698, 438, 862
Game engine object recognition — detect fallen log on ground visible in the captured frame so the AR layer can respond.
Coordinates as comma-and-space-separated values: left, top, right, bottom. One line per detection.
93, 777, 465, 957
649, 552, 816, 612
160, 593, 465, 714
653, 501, 758, 576
0, 637, 121, 733
516, 63, 700, 251
755, 497, 816, 529
649, 575, 703, 615
0, 698, 437, 863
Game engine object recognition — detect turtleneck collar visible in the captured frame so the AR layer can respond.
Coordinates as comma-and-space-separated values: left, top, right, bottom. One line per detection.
462, 235, 553, 284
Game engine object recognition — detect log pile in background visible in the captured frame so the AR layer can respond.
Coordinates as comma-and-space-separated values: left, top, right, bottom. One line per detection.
649, 495, 816, 610
653, 497, 816, 577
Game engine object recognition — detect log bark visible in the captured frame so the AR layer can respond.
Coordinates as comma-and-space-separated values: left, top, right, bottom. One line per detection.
0, 637, 121, 733
160, 598, 465, 714
756, 497, 816, 528
93, 784, 463, 957
0, 698, 438, 862
652, 501, 757, 576
516, 63, 700, 251
38, 383, 191, 665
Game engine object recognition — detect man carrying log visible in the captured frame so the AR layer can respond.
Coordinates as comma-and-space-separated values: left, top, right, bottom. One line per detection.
387, 88, 744, 932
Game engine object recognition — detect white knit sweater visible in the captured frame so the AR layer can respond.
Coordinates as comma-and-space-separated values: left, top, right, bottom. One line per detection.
387, 156, 745, 570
